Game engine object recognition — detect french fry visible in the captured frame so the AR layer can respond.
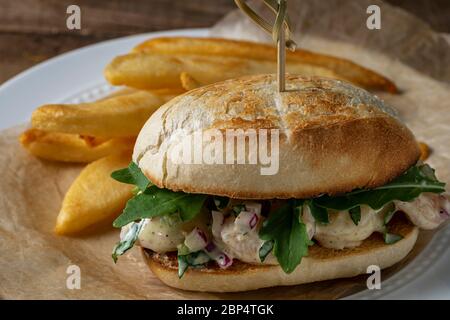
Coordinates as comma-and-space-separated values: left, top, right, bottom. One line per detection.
55, 152, 133, 235
20, 129, 134, 163
32, 90, 174, 138
102, 86, 186, 98
418, 141, 431, 161
104, 52, 340, 90
180, 72, 201, 91
108, 86, 185, 97
79, 135, 109, 147
132, 37, 398, 93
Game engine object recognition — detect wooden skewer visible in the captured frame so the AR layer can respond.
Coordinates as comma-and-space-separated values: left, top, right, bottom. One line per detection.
234, 0, 296, 93
277, 27, 286, 92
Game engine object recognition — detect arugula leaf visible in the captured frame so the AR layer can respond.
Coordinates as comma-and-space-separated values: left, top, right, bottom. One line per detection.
259, 201, 311, 273
315, 164, 445, 211
349, 206, 361, 225
381, 202, 396, 225
112, 221, 143, 263
161, 212, 183, 227
380, 203, 402, 245
111, 162, 151, 191
306, 200, 329, 224
113, 185, 207, 227
384, 232, 403, 244
259, 240, 274, 262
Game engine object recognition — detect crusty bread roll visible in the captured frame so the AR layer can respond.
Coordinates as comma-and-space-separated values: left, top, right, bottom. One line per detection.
143, 215, 418, 292
132, 75, 423, 292
133, 74, 419, 199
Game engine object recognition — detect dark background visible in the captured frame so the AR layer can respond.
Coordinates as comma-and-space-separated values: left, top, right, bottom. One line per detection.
1, 0, 449, 84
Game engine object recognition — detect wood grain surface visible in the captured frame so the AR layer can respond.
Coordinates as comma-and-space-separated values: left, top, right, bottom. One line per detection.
0, 0, 449, 84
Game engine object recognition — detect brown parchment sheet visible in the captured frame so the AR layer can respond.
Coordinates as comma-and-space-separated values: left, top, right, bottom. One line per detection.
0, 0, 449, 299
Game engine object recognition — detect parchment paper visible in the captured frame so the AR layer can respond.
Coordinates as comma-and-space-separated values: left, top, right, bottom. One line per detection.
0, 0, 449, 299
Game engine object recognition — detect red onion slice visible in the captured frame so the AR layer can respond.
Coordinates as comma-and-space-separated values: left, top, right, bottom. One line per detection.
216, 253, 233, 268
204, 241, 233, 269
205, 242, 216, 252
439, 194, 450, 220
245, 202, 262, 216
249, 214, 258, 229
235, 211, 259, 233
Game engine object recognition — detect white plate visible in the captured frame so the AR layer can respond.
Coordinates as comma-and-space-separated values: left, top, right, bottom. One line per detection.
0, 28, 448, 300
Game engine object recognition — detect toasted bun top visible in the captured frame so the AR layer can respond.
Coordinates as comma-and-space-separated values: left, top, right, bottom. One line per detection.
134, 75, 419, 199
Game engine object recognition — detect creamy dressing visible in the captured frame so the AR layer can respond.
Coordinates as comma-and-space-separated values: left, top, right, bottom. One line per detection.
217, 215, 268, 264
212, 201, 276, 264
298, 206, 316, 240
216, 207, 315, 265
125, 208, 210, 253
138, 217, 185, 252
304, 205, 385, 249
121, 192, 449, 266
394, 192, 450, 230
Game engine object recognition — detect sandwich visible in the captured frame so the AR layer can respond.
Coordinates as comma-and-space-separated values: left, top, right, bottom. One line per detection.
110, 74, 449, 292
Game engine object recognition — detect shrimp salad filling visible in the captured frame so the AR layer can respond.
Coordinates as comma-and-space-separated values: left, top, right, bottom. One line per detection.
111, 163, 449, 277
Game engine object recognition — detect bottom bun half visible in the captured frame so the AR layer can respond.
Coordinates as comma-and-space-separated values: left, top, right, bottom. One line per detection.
142, 215, 418, 293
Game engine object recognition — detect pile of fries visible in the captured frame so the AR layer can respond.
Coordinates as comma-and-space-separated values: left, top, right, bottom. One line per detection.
19, 37, 398, 236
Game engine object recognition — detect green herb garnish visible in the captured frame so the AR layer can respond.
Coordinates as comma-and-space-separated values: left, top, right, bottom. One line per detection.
113, 185, 207, 228
315, 164, 445, 211
177, 251, 210, 278
349, 206, 361, 225
383, 232, 403, 244
259, 200, 312, 273
306, 200, 329, 224
381, 202, 396, 225
112, 221, 143, 263
259, 241, 274, 262
111, 162, 151, 192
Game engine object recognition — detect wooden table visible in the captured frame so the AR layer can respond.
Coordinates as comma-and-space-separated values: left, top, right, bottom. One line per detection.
1, 0, 449, 84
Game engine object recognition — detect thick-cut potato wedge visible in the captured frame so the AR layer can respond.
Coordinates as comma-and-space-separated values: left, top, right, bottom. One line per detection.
20, 129, 134, 163
79, 135, 109, 147
132, 37, 397, 93
55, 152, 133, 235
105, 52, 341, 90
32, 90, 173, 138
180, 72, 201, 91
107, 86, 186, 97
418, 141, 431, 161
